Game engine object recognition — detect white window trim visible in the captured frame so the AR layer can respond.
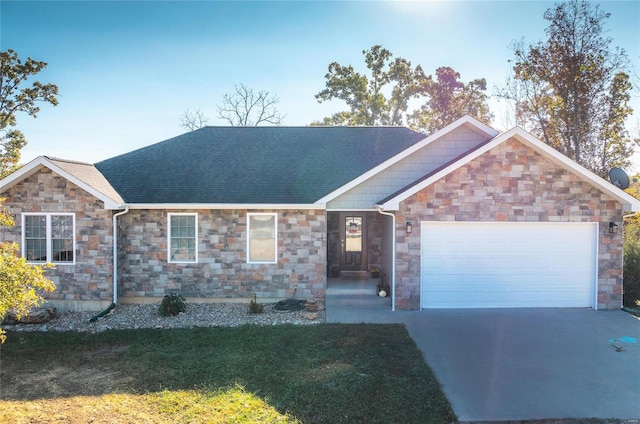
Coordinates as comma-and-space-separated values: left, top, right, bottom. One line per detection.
167, 213, 198, 264
22, 212, 76, 265
247, 212, 278, 264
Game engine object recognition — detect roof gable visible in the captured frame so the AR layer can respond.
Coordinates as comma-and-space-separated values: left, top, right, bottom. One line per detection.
95, 126, 426, 205
0, 156, 124, 209
316, 115, 498, 205
378, 127, 640, 212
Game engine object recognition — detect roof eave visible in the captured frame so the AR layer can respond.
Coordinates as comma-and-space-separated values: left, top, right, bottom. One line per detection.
125, 203, 327, 210
0, 156, 47, 190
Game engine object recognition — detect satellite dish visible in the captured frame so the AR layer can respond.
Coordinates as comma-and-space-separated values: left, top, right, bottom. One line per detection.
609, 167, 630, 190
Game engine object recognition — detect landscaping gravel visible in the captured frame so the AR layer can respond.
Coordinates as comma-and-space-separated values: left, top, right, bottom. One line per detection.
2, 301, 325, 333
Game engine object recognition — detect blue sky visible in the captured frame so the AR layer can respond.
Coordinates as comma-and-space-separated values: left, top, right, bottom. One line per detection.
2, 0, 639, 164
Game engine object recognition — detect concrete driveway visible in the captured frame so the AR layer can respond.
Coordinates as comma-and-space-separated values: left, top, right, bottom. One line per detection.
326, 303, 640, 421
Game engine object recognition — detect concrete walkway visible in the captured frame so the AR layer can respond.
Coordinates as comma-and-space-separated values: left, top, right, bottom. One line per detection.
326, 288, 640, 421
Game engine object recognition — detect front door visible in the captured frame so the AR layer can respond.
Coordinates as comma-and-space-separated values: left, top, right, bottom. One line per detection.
340, 213, 367, 271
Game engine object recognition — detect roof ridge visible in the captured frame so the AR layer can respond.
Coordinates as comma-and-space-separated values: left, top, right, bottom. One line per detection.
199, 125, 420, 130
45, 156, 94, 166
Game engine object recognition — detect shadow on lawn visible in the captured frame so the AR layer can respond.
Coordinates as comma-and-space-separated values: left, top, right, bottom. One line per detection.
0, 324, 456, 423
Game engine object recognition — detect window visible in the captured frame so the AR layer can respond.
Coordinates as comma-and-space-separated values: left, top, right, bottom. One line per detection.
168, 213, 197, 263
247, 213, 277, 263
22, 213, 75, 264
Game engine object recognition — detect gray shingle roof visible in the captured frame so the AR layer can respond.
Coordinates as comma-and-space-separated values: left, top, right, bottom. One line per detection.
95, 126, 425, 204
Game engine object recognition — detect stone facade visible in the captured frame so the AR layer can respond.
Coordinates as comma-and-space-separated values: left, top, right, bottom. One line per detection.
1, 135, 628, 313
1, 168, 115, 311
0, 169, 328, 310
394, 138, 624, 310
117, 209, 327, 303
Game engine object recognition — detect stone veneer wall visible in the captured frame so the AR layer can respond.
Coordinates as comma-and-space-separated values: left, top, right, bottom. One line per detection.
1, 168, 115, 311
395, 138, 624, 310
117, 209, 326, 302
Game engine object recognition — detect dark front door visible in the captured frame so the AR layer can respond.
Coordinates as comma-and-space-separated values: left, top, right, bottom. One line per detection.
340, 213, 367, 271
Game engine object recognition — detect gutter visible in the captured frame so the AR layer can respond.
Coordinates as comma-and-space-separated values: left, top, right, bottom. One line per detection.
377, 207, 396, 312
112, 207, 129, 304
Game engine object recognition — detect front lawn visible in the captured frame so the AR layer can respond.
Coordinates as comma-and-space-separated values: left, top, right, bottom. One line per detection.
0, 324, 456, 423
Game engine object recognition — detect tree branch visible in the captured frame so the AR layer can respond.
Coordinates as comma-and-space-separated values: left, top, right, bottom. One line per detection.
216, 83, 285, 126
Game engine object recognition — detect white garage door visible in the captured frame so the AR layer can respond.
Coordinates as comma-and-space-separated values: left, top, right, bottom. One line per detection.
421, 222, 597, 308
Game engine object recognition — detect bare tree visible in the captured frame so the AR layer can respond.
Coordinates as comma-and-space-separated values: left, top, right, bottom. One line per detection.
180, 108, 208, 131
217, 84, 285, 126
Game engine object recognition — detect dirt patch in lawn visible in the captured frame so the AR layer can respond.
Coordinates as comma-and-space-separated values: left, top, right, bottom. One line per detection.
1, 342, 134, 400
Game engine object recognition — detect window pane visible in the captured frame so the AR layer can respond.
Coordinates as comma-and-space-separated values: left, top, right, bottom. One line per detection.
169, 215, 196, 262
171, 238, 195, 261
250, 239, 276, 262
26, 239, 47, 262
51, 215, 73, 239
25, 216, 47, 261
52, 238, 74, 262
51, 215, 73, 262
25, 215, 46, 238
249, 215, 276, 262
345, 216, 362, 252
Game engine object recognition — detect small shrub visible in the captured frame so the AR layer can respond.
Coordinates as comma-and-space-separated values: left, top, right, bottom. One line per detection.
159, 292, 186, 317
249, 295, 264, 314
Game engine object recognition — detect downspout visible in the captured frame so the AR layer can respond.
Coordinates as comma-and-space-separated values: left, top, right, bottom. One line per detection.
90, 206, 129, 322
112, 207, 129, 304
377, 207, 396, 311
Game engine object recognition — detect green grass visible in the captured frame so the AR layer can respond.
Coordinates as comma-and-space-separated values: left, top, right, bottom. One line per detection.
0, 324, 456, 423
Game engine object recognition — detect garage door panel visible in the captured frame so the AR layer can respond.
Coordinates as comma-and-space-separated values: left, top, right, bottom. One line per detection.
424, 266, 593, 277
424, 276, 593, 295
423, 262, 593, 279
422, 261, 590, 276
421, 222, 596, 308
423, 291, 593, 308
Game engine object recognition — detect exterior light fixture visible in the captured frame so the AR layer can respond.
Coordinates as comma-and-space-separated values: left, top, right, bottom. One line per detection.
406, 221, 413, 234
609, 222, 618, 234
